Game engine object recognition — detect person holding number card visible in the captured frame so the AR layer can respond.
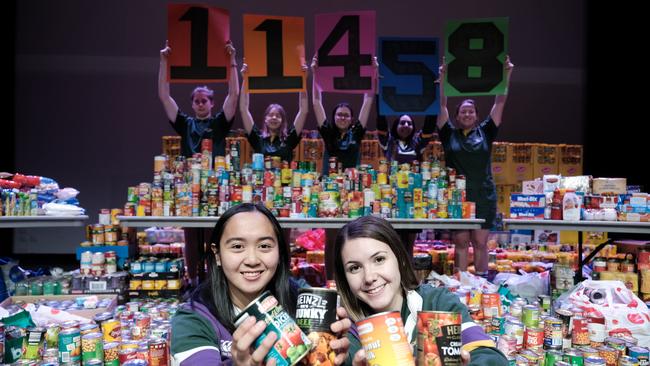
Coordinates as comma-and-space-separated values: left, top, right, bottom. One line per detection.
376, 109, 436, 165
333, 216, 507, 366
311, 55, 377, 176
239, 63, 309, 163
158, 40, 239, 287
158, 40, 239, 158
436, 56, 514, 277
171, 203, 353, 366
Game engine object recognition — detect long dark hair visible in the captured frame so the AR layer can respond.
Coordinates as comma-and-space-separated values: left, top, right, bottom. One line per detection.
191, 203, 294, 332
390, 115, 416, 143
333, 216, 418, 321
330, 103, 355, 126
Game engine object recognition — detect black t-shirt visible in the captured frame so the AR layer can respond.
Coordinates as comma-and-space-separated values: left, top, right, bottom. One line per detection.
438, 117, 498, 202
170, 110, 233, 158
318, 120, 365, 171
247, 125, 301, 162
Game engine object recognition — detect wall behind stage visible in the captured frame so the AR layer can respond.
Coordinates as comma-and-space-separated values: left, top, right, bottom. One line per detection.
13, 0, 586, 253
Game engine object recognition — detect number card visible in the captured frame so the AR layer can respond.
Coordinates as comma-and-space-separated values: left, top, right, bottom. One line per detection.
167, 4, 230, 83
378, 37, 439, 116
315, 11, 376, 94
243, 14, 305, 93
444, 17, 509, 96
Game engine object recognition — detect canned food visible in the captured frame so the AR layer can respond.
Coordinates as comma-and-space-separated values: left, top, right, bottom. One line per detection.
58, 327, 81, 364
234, 291, 311, 366
81, 332, 104, 363
148, 337, 169, 366
357, 311, 414, 366
296, 288, 338, 366
416, 311, 461, 366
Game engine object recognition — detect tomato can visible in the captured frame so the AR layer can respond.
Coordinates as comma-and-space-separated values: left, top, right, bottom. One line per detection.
416, 311, 461, 366
234, 290, 311, 366
296, 288, 338, 366
357, 311, 414, 366
148, 337, 169, 366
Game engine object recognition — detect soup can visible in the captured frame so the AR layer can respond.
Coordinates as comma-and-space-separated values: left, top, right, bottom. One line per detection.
416, 311, 461, 366
234, 291, 311, 366
357, 311, 415, 366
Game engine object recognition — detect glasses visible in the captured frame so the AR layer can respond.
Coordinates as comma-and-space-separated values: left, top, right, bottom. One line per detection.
398, 120, 412, 126
336, 112, 351, 119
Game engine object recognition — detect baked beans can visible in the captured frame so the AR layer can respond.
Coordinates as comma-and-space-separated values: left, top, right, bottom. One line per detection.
119, 348, 139, 364
481, 291, 501, 318
542, 317, 563, 350
296, 288, 338, 366
103, 341, 120, 366
357, 311, 414, 366
81, 332, 104, 362
572, 316, 590, 346
58, 327, 81, 364
416, 311, 461, 366
234, 291, 311, 366
148, 337, 169, 366
597, 345, 618, 366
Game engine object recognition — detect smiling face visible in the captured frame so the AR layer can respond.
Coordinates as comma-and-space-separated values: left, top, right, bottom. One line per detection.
341, 237, 403, 313
264, 105, 286, 134
334, 106, 353, 131
396, 115, 414, 140
216, 211, 280, 309
455, 100, 478, 130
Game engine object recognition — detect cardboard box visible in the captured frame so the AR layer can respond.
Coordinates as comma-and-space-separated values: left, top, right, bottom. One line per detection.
491, 142, 511, 184
1, 294, 117, 320
593, 178, 627, 195
508, 143, 533, 183
559, 144, 583, 176
532, 144, 559, 179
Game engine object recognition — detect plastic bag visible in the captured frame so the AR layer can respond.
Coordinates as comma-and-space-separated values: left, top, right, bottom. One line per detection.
494, 270, 550, 302
555, 280, 650, 345
295, 228, 325, 251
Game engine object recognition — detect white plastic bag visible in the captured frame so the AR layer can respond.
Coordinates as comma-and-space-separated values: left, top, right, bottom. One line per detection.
555, 280, 650, 345
494, 270, 549, 302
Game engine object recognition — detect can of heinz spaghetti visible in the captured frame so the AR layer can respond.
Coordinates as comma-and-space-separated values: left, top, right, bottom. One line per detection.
234, 291, 311, 366
416, 311, 462, 366
357, 311, 415, 366
296, 288, 338, 366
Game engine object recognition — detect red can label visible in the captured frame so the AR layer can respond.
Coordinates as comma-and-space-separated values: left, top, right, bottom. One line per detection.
416, 311, 461, 366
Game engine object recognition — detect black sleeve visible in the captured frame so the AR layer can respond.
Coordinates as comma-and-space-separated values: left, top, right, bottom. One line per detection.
214, 110, 235, 137
438, 120, 452, 146
318, 120, 336, 153
351, 120, 366, 144
285, 126, 302, 151
170, 110, 188, 136
480, 117, 499, 144
246, 125, 264, 154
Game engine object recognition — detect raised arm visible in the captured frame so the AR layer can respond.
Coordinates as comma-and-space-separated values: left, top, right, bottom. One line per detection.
489, 55, 514, 126
223, 41, 239, 121
293, 65, 310, 135
436, 57, 449, 130
357, 56, 379, 128
158, 40, 179, 122
311, 56, 327, 127
238, 63, 254, 135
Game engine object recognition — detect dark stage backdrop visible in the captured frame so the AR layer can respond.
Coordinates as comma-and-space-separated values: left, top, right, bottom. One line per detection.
11, 0, 593, 253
